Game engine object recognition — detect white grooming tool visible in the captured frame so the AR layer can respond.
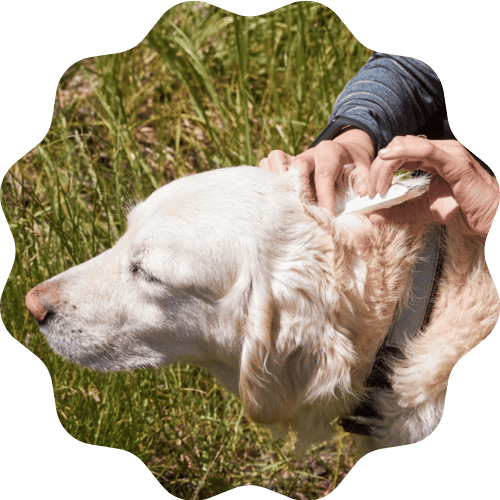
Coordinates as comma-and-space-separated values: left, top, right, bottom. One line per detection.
342, 182, 427, 215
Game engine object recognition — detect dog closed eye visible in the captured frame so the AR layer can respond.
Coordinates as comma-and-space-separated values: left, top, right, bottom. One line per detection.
130, 261, 162, 284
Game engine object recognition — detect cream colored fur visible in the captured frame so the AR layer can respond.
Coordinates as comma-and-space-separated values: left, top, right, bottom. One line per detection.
27, 165, 499, 453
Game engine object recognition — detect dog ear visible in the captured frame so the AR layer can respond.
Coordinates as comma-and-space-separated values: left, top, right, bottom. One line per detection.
238, 268, 356, 427
228, 187, 359, 431
238, 278, 299, 425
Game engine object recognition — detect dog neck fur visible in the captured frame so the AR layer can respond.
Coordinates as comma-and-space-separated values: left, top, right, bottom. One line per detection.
216, 167, 426, 447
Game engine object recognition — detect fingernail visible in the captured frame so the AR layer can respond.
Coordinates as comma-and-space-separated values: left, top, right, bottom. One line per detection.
380, 145, 401, 155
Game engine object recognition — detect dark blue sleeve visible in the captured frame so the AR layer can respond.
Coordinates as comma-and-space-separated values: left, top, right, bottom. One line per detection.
326, 53, 447, 152
309, 53, 494, 177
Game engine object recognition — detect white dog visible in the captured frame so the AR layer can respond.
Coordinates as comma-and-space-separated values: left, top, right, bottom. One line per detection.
25, 165, 499, 452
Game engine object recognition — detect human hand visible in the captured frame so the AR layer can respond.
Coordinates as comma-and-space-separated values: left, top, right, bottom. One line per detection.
259, 128, 374, 213
365, 136, 499, 239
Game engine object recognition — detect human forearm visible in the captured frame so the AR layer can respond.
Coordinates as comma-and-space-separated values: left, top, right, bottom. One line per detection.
330, 53, 446, 152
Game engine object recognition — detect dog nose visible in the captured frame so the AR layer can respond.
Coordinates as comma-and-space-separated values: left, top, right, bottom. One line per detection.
26, 282, 59, 322
26, 287, 47, 322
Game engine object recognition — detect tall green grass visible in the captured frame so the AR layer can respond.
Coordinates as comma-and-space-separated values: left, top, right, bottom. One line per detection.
1, 2, 371, 499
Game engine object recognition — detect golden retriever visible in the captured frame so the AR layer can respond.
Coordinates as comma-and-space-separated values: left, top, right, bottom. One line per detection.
25, 165, 499, 453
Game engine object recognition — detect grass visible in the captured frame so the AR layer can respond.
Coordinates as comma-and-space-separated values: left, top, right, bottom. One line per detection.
1, 2, 371, 499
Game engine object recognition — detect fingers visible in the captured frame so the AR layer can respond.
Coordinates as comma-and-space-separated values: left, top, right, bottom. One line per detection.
312, 141, 350, 213
355, 167, 372, 197
259, 150, 293, 173
298, 140, 372, 213
368, 136, 451, 196
367, 156, 408, 197
290, 141, 360, 213
342, 134, 498, 238
262, 143, 347, 212
331, 128, 375, 197
259, 136, 375, 215
289, 149, 316, 203
368, 136, 470, 196
258, 157, 269, 170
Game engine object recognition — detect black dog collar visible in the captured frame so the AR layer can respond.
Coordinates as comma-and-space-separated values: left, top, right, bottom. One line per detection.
340, 226, 446, 436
